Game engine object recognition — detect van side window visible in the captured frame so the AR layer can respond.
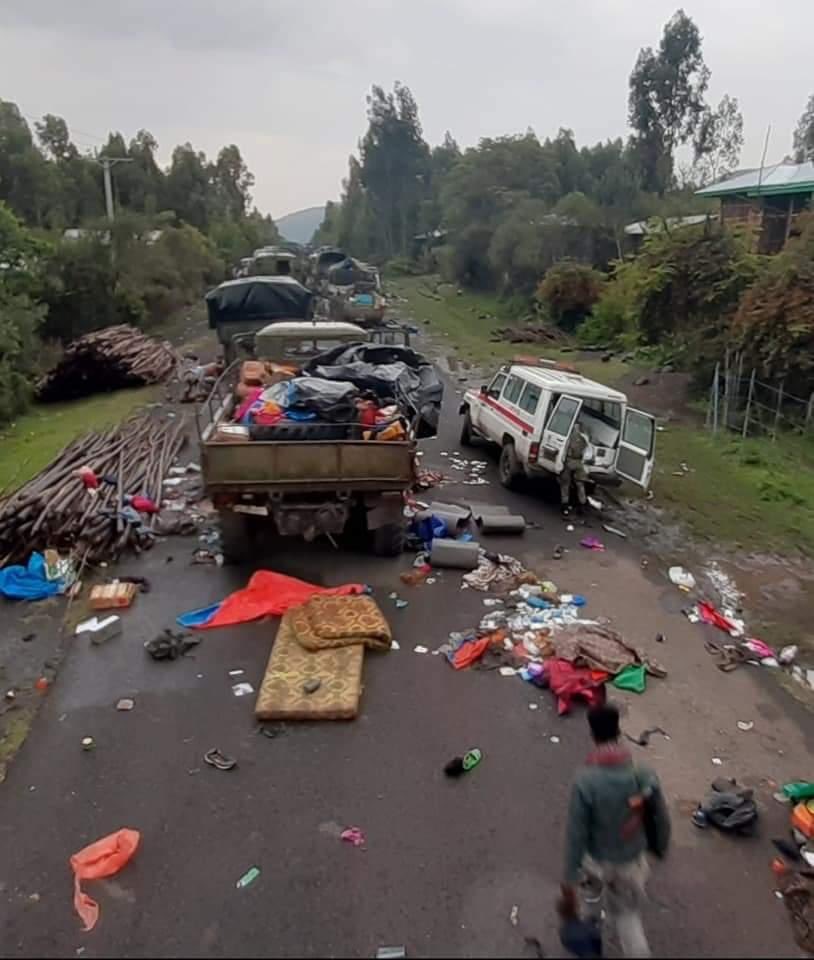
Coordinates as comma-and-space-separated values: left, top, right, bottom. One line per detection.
502, 376, 524, 405
518, 382, 541, 415
487, 373, 507, 398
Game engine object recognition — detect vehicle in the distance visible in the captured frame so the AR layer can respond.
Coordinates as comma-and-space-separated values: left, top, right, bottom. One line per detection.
459, 359, 656, 491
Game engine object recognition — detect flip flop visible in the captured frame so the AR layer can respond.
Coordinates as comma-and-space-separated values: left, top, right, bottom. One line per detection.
204, 748, 237, 771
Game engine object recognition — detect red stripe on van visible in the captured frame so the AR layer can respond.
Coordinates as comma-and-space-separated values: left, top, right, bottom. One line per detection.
483, 395, 534, 433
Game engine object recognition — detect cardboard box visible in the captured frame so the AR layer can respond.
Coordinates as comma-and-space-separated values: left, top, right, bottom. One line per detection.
90, 582, 137, 610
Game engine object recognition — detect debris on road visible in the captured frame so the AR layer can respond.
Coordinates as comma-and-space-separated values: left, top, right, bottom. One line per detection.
376, 947, 406, 959
602, 524, 627, 539
692, 779, 758, 834
76, 615, 122, 645
81, 737, 95, 751
204, 748, 237, 771
580, 536, 605, 551
340, 826, 366, 847
70, 828, 141, 931
144, 629, 200, 661
303, 679, 322, 695
430, 538, 480, 569
444, 748, 482, 777
236, 866, 261, 889
737, 720, 754, 732
115, 699, 135, 712
90, 581, 138, 610
669, 566, 696, 590
231, 682, 254, 697
510, 904, 519, 926
626, 726, 669, 747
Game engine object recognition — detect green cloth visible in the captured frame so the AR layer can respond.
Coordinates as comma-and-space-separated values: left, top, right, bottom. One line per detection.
564, 756, 670, 884
783, 781, 814, 802
612, 663, 647, 693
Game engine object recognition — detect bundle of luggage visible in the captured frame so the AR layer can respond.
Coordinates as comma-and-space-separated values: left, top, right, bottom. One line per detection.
222, 343, 443, 443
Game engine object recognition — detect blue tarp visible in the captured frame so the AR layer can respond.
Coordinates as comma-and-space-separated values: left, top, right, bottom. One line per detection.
0, 553, 64, 601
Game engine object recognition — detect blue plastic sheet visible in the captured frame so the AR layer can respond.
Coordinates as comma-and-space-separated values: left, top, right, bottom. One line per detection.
0, 553, 64, 601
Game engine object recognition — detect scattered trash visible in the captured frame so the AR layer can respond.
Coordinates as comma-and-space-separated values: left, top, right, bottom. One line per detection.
552, 544, 565, 560
602, 524, 627, 539
550, 736, 560, 744
580, 536, 605, 551
81, 737, 95, 751
89, 581, 138, 610
236, 866, 261, 889
587, 495, 603, 511
75, 615, 122, 645
668, 566, 696, 590
70, 828, 140, 931
376, 948, 406, 960
626, 726, 669, 747
510, 904, 519, 927
340, 827, 366, 847
231, 682, 254, 697
711, 757, 723, 766
693, 779, 758, 834
655, 632, 666, 643
395, 599, 409, 609
144, 629, 200, 661
413, 645, 428, 654
204, 748, 237, 771
444, 748, 482, 777
737, 721, 754, 732
21, 633, 36, 643
228, 669, 244, 677
779, 645, 799, 665
612, 663, 647, 694
34, 677, 50, 692
303, 679, 321, 695
115, 699, 135, 712
499, 666, 517, 677
528, 703, 539, 711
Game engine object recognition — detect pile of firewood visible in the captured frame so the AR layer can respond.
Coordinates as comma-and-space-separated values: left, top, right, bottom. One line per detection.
38, 325, 180, 402
0, 414, 187, 565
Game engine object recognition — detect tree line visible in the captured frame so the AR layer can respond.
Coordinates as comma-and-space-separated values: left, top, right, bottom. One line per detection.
0, 103, 284, 424
316, 9, 814, 297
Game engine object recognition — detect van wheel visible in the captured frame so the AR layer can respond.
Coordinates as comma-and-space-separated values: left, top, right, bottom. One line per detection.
460, 411, 476, 447
499, 443, 522, 490
371, 522, 406, 557
218, 510, 250, 564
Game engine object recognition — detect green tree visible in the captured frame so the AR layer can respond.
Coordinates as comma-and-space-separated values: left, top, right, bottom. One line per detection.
360, 83, 430, 257
628, 9, 710, 193
211, 144, 254, 221
536, 260, 604, 331
693, 94, 744, 185
166, 143, 210, 230
793, 94, 814, 163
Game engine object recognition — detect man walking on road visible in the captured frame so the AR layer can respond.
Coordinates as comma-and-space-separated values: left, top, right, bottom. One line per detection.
561, 704, 671, 958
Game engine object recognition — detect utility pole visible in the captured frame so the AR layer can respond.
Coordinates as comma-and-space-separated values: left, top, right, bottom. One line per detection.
96, 156, 133, 222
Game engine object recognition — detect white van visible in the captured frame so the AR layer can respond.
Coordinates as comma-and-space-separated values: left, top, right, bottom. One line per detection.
459, 361, 656, 491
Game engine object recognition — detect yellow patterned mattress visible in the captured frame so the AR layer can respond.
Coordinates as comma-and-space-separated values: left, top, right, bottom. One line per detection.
254, 612, 365, 721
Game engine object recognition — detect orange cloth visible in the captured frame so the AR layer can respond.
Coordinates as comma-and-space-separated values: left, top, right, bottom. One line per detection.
70, 828, 140, 931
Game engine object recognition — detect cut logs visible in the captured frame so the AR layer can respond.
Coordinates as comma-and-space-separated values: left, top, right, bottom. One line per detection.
38, 325, 180, 402
0, 414, 187, 565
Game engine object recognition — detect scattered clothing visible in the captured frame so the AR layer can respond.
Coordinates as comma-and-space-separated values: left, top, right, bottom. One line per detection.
0, 553, 65, 601
463, 551, 533, 592
547, 659, 608, 715
70, 828, 140, 932
695, 779, 758, 834
612, 664, 647, 694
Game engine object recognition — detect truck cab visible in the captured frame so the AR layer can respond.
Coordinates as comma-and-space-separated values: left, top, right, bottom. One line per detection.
460, 361, 656, 491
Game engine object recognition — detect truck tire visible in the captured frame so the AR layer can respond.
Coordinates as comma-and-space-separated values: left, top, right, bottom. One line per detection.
460, 411, 476, 447
371, 521, 406, 557
218, 509, 250, 564
499, 442, 522, 490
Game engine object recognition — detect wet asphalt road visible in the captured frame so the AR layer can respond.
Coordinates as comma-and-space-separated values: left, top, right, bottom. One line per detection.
0, 379, 807, 958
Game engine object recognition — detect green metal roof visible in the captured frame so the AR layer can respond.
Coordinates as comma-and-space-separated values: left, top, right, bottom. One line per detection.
696, 162, 814, 199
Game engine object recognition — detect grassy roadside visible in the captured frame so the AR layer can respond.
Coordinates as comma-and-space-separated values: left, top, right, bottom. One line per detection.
393, 273, 814, 557
0, 386, 161, 493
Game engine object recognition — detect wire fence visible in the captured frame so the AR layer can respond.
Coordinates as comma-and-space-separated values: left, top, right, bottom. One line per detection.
707, 350, 814, 441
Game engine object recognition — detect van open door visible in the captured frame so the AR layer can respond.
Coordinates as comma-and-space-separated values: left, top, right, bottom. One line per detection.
540, 395, 583, 472
615, 407, 656, 489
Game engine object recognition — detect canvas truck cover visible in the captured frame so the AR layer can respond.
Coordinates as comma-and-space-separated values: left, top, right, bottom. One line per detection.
304, 343, 443, 438
326, 257, 379, 287
206, 277, 313, 329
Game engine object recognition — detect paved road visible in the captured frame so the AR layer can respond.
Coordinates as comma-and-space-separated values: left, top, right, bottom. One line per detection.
0, 374, 809, 958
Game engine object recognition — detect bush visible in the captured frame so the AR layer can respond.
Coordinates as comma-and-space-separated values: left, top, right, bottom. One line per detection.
536, 260, 604, 332
383, 256, 422, 276
576, 263, 636, 346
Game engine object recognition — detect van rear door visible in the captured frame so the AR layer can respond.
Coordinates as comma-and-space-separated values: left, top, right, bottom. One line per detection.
540, 395, 583, 473
615, 407, 656, 489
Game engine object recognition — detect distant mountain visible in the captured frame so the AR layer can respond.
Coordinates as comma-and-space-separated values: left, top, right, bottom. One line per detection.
275, 205, 326, 244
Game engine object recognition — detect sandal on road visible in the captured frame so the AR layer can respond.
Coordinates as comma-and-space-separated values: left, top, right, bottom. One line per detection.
204, 748, 237, 771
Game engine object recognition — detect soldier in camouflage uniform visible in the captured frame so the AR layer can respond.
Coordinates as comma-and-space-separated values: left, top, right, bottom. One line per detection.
559, 427, 589, 515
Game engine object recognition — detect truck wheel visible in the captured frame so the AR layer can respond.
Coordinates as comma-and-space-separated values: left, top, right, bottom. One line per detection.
460, 411, 476, 447
371, 522, 406, 557
218, 510, 250, 564
499, 442, 522, 490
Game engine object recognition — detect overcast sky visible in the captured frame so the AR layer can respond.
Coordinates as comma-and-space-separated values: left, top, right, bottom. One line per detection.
0, 0, 810, 220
